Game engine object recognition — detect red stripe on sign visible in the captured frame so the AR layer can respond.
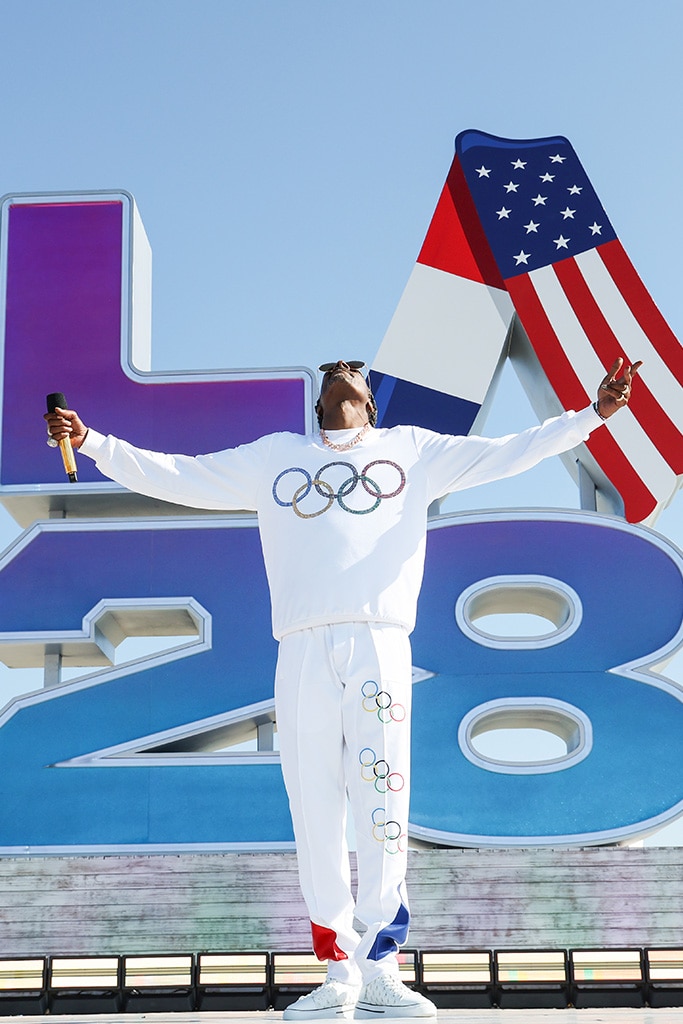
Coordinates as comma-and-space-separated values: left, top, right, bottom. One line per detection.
553, 258, 683, 472
417, 157, 505, 289
598, 239, 683, 386
505, 273, 589, 410
506, 273, 658, 524
583, 414, 658, 523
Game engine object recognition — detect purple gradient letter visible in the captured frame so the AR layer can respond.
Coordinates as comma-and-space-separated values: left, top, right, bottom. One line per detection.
0, 192, 311, 515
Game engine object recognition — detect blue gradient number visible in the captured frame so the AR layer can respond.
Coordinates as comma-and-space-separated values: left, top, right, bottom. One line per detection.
0, 519, 292, 851
409, 511, 683, 846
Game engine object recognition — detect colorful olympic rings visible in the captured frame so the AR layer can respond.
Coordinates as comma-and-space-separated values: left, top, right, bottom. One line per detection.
272, 460, 406, 518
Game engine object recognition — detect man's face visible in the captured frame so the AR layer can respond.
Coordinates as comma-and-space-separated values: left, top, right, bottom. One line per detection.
317, 360, 371, 410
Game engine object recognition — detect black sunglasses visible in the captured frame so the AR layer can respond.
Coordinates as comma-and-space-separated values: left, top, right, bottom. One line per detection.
318, 360, 366, 373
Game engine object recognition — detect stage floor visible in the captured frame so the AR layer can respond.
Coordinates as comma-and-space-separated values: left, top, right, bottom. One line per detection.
1, 1011, 682, 1023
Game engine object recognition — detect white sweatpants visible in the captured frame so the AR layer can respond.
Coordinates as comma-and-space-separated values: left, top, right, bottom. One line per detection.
275, 622, 412, 983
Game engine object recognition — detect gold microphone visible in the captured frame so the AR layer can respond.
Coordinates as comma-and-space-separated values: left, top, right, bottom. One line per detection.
46, 392, 78, 483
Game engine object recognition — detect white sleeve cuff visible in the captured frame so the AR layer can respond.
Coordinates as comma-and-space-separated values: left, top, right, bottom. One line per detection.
578, 403, 607, 433
78, 428, 108, 459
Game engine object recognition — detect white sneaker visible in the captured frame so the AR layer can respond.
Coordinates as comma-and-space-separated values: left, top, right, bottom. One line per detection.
354, 973, 437, 1018
283, 978, 360, 1020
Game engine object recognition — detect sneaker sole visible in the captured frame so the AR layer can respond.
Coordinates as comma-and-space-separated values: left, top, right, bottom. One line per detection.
283, 1006, 355, 1020
354, 1006, 437, 1019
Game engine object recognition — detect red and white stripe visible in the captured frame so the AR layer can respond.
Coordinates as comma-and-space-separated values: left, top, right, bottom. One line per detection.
373, 159, 514, 410
506, 239, 683, 523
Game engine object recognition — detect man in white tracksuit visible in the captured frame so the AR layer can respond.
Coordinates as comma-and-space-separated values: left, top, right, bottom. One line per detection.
46, 357, 638, 1019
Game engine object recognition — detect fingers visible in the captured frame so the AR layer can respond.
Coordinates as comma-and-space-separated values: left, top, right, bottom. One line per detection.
616, 359, 643, 396
607, 357, 624, 381
611, 358, 643, 383
605, 357, 642, 385
44, 406, 86, 447
596, 356, 643, 417
44, 407, 73, 440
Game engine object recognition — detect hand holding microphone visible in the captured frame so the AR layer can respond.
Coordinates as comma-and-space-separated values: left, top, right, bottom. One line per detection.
44, 393, 88, 483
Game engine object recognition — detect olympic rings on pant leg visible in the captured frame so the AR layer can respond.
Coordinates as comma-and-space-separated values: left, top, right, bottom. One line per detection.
371, 809, 407, 854
359, 748, 405, 792
375, 771, 405, 794
362, 679, 380, 713
360, 680, 406, 723
359, 747, 378, 782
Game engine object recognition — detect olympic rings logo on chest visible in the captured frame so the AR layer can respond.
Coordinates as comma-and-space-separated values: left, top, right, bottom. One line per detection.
272, 459, 406, 518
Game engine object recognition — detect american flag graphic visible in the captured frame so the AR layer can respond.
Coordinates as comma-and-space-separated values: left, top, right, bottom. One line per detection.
457, 129, 683, 525
373, 130, 683, 525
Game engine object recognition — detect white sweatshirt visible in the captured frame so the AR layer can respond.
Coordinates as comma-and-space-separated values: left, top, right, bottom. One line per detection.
81, 405, 602, 639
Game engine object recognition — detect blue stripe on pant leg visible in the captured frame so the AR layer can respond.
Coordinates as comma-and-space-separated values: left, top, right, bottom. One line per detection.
366, 897, 411, 961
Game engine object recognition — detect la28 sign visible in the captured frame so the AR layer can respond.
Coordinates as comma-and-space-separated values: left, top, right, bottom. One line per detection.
1, 133, 682, 852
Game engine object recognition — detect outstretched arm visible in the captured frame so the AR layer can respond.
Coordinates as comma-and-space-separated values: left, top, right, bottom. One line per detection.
420, 357, 643, 499
44, 404, 267, 512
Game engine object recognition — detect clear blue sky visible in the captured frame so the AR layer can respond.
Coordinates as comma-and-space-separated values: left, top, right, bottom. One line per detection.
0, 0, 681, 841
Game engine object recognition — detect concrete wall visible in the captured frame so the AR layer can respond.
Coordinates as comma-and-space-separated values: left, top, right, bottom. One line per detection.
0, 847, 680, 956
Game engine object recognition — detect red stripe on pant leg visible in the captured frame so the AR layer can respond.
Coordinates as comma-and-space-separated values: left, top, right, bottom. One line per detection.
311, 922, 348, 961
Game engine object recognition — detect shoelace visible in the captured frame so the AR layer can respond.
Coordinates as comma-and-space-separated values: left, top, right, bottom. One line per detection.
364, 974, 409, 1000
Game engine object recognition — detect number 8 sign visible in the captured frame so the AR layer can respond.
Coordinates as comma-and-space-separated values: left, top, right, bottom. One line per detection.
411, 511, 683, 845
